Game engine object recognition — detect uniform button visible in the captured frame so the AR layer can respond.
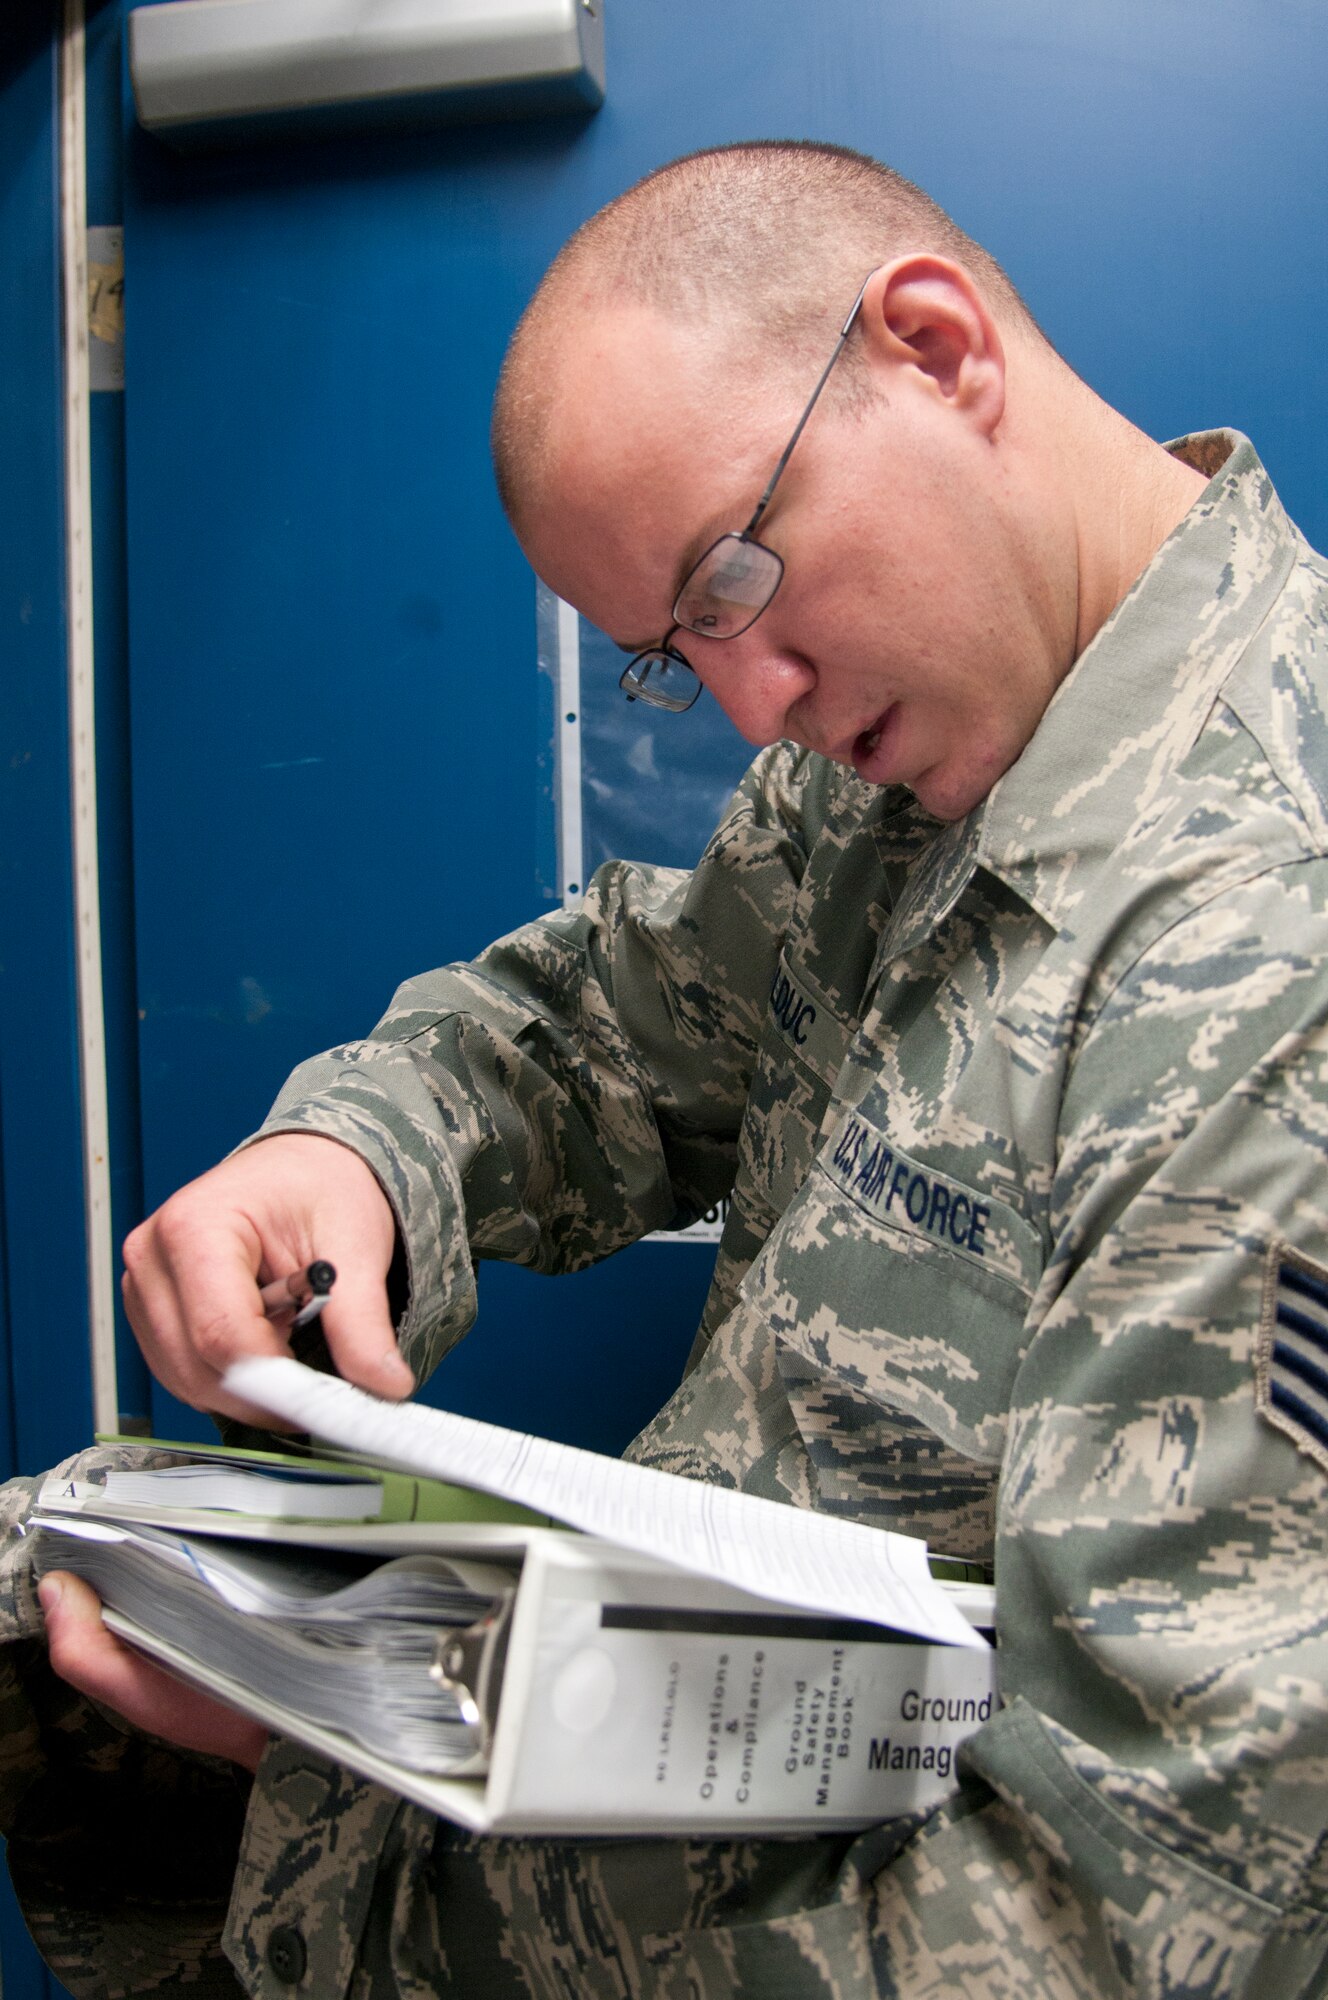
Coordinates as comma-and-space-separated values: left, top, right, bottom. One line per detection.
266, 1925, 307, 1984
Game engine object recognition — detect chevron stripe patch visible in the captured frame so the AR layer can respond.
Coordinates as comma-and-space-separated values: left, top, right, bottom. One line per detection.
1257, 1244, 1328, 1476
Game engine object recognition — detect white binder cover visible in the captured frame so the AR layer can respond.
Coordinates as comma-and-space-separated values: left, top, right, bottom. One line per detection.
103, 1529, 997, 1836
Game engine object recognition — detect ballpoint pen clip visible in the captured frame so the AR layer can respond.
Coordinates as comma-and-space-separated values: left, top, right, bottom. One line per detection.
261, 1260, 338, 1327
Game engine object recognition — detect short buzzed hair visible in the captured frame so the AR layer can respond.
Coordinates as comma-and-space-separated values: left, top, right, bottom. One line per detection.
491, 140, 1039, 522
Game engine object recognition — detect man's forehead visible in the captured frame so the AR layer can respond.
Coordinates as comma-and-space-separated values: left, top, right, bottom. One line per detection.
542, 302, 751, 468
526, 303, 782, 634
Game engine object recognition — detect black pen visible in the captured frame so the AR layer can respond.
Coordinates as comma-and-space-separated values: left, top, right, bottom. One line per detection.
259, 1260, 337, 1329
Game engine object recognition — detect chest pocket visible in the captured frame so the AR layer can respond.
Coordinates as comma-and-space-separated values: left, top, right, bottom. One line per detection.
743, 1102, 1045, 1466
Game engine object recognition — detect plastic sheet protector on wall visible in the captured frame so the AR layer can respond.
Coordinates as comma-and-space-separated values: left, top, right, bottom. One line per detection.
538, 583, 755, 1242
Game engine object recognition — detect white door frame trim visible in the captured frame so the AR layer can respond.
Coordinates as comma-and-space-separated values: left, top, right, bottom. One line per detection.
60, 0, 119, 1432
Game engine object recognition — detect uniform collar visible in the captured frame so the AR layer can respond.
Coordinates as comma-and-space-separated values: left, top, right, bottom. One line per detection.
971, 429, 1300, 928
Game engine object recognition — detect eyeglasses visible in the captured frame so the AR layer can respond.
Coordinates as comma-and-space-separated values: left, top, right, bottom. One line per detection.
620, 274, 873, 714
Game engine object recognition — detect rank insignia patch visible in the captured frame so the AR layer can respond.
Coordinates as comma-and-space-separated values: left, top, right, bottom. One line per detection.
1257, 1244, 1328, 1476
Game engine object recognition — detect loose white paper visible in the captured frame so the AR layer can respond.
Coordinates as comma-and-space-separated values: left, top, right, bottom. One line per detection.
225, 1358, 986, 1650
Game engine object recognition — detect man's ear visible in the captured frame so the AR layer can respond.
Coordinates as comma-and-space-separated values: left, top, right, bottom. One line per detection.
859, 255, 1005, 437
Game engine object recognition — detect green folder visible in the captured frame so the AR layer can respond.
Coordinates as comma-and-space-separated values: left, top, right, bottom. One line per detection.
94, 1431, 558, 1528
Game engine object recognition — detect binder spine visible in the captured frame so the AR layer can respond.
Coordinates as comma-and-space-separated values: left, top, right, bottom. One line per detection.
487, 1540, 998, 1834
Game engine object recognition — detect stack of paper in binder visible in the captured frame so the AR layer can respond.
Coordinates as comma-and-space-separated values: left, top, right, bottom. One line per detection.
31, 1358, 997, 1836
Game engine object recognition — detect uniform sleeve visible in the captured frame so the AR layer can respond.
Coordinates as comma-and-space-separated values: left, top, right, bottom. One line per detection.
253, 743, 818, 1386
0, 1453, 252, 2000
856, 856, 1328, 1998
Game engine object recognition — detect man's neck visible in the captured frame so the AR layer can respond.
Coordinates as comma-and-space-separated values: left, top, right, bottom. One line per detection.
1070, 400, 1212, 659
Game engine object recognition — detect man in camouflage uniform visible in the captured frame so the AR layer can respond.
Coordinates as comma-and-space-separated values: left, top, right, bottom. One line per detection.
16, 143, 1328, 1997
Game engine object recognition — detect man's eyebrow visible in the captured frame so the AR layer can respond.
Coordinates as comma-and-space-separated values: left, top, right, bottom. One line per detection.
609, 565, 695, 655
673, 518, 726, 598
611, 508, 740, 657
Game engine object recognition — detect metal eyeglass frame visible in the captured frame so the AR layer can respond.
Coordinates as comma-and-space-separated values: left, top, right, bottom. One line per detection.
619, 272, 874, 713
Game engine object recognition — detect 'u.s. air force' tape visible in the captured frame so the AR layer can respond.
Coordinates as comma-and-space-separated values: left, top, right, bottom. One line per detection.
822, 1111, 1031, 1289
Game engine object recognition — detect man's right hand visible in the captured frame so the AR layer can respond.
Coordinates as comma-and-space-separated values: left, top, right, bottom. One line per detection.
122, 1132, 415, 1425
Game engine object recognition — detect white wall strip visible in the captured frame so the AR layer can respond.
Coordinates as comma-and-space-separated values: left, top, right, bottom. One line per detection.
60, 0, 119, 1432
550, 595, 718, 1250
554, 595, 585, 907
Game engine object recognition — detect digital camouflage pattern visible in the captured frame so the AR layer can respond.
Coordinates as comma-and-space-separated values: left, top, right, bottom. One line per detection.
4, 431, 1328, 1997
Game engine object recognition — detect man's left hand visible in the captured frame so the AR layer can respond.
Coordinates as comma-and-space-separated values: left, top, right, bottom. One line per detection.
39, 1571, 268, 1772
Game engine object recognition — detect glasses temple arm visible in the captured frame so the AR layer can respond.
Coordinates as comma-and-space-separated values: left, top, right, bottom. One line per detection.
741, 274, 873, 541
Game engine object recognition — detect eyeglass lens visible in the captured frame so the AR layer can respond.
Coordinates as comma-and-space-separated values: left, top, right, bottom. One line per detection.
673, 534, 784, 639
620, 649, 701, 712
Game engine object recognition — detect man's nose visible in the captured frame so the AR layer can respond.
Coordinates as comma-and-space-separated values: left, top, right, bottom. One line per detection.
687, 628, 815, 747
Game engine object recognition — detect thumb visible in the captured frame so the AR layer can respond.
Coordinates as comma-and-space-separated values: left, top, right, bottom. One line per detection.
318, 1278, 415, 1399
40, 1568, 117, 1678
258, 1141, 415, 1398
